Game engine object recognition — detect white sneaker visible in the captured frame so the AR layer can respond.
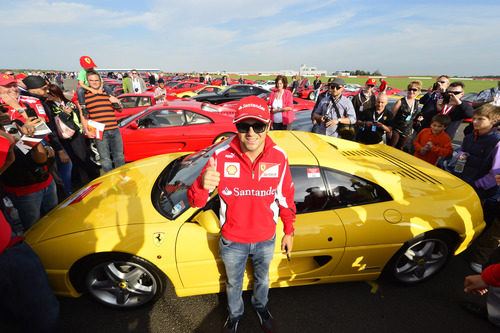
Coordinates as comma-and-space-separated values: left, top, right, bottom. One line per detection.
470, 262, 483, 273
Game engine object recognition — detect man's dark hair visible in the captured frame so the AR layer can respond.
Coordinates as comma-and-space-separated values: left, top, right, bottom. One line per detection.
431, 114, 451, 127
86, 70, 100, 79
449, 81, 464, 89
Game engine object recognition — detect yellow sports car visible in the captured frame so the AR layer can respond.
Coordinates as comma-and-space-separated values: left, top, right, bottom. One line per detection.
25, 131, 485, 308
177, 85, 223, 98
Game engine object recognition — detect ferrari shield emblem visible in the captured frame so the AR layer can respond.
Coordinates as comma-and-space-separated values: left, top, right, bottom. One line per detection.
85, 57, 91, 64
153, 232, 165, 247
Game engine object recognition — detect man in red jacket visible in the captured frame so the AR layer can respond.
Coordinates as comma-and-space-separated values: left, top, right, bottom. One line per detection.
188, 96, 296, 333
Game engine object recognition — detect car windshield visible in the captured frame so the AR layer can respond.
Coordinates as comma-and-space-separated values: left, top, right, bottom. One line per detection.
118, 108, 153, 127
152, 137, 234, 220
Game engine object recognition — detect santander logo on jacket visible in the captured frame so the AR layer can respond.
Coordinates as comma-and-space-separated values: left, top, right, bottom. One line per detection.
187, 136, 296, 243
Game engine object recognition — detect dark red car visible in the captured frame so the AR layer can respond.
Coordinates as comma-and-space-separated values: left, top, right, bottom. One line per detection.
118, 101, 237, 162
166, 82, 206, 96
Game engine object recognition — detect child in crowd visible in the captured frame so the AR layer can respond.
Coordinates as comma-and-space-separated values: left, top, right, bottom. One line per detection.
76, 56, 113, 113
413, 114, 453, 165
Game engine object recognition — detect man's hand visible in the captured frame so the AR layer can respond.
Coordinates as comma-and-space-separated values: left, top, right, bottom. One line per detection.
449, 93, 462, 105
202, 157, 220, 191
464, 274, 489, 295
281, 234, 293, 255
18, 116, 41, 137
58, 149, 70, 163
45, 145, 55, 159
495, 174, 500, 186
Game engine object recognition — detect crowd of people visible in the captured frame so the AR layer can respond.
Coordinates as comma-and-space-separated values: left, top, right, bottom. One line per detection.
0, 57, 499, 330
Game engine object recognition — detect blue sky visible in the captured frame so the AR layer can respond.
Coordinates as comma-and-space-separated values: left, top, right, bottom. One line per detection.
2, 0, 499, 76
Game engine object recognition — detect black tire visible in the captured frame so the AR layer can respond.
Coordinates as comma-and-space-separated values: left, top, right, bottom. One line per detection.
382, 230, 458, 285
76, 253, 167, 308
213, 132, 235, 144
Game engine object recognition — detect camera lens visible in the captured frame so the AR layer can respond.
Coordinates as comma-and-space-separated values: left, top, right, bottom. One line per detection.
7, 128, 17, 134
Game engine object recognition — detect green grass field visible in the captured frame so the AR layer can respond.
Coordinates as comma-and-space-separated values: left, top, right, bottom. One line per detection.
222, 75, 498, 94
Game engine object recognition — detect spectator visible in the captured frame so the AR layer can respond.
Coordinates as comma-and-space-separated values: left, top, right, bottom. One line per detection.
83, 71, 125, 173
15, 73, 28, 95
419, 75, 451, 130
312, 78, 356, 139
436, 81, 474, 141
199, 73, 205, 83
130, 69, 146, 93
122, 73, 131, 94
355, 93, 393, 145
205, 73, 212, 85
23, 76, 71, 201
154, 79, 167, 104
390, 80, 423, 150
46, 84, 100, 189
268, 75, 294, 130
148, 72, 156, 86
238, 75, 245, 84
413, 114, 453, 165
0, 129, 60, 332
290, 76, 298, 96
187, 96, 295, 333
221, 75, 229, 86
352, 78, 377, 120
0, 116, 58, 230
76, 56, 107, 112
313, 76, 322, 102
473, 80, 500, 108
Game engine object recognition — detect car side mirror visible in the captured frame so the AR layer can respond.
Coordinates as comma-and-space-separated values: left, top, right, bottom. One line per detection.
129, 121, 138, 129
193, 209, 220, 234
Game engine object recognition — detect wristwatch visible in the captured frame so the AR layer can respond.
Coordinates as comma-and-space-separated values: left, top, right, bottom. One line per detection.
15, 107, 26, 114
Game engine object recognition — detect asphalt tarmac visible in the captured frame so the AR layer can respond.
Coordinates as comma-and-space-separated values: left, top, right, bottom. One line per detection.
43, 248, 495, 332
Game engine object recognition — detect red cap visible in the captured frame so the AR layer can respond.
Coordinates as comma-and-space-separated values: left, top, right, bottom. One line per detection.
0, 73, 16, 86
15, 73, 27, 80
233, 96, 270, 123
366, 78, 377, 86
80, 56, 97, 69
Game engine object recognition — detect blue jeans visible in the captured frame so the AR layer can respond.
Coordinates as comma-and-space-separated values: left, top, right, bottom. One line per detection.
7, 180, 57, 231
55, 148, 72, 194
95, 128, 125, 173
0, 241, 60, 332
219, 234, 276, 321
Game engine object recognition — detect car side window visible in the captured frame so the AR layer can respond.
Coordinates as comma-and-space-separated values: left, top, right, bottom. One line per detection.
323, 168, 391, 208
290, 166, 328, 214
228, 86, 247, 94
138, 109, 186, 128
120, 96, 139, 108
138, 97, 152, 107
184, 111, 212, 125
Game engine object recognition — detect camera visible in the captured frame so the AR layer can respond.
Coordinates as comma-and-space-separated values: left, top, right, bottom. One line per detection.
442, 93, 451, 104
323, 115, 331, 123
3, 124, 21, 141
432, 82, 439, 91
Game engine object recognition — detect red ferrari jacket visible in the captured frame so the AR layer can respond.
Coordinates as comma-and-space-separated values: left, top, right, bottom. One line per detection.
482, 263, 500, 287
187, 136, 296, 243
413, 128, 453, 165
1, 95, 49, 123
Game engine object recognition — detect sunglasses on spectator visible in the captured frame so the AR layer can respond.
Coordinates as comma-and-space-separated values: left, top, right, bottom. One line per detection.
5, 72, 14, 76
132, 72, 138, 75
437, 81, 447, 84
367, 85, 375, 88
408, 88, 419, 92
329, 85, 343, 90
235, 122, 267, 133
447, 90, 463, 95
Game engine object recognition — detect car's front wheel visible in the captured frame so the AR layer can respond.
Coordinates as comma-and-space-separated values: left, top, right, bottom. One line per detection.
82, 254, 167, 308
308, 91, 315, 100
383, 231, 457, 285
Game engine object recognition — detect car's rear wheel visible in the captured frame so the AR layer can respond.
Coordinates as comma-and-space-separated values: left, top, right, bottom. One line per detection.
308, 91, 315, 100
383, 231, 457, 285
81, 254, 167, 308
213, 132, 235, 144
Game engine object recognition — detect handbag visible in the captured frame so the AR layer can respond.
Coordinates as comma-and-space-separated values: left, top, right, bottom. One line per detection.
55, 114, 75, 139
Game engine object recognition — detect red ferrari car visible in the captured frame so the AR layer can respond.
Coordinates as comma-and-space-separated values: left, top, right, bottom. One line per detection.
166, 82, 206, 96
220, 94, 314, 114
116, 92, 186, 119
118, 101, 237, 162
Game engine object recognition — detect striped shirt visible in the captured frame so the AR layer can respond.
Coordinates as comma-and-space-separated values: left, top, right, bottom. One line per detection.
85, 92, 118, 131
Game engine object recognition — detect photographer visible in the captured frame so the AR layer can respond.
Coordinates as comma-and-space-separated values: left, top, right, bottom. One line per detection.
312, 78, 356, 139
435, 81, 473, 140
419, 75, 450, 131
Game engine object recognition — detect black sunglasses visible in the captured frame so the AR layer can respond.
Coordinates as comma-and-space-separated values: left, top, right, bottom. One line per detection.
235, 122, 267, 133
329, 85, 343, 90
367, 84, 375, 88
437, 81, 447, 84
448, 90, 463, 95
408, 88, 419, 92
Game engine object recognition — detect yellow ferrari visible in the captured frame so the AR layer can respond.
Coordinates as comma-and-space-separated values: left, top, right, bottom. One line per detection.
25, 131, 485, 308
177, 85, 223, 98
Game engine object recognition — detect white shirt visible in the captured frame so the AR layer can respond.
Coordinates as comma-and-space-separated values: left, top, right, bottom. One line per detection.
272, 93, 283, 123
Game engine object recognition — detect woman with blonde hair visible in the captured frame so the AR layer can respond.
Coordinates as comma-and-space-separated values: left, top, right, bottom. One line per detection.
390, 80, 423, 149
